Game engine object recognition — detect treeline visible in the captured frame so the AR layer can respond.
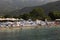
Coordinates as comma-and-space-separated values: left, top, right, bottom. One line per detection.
49, 11, 60, 20
0, 8, 60, 20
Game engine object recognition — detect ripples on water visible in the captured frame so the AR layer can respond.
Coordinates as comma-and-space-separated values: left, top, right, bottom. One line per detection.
0, 27, 60, 40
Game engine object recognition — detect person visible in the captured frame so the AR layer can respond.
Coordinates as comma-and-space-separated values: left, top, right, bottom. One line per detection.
45, 19, 52, 28
45, 19, 48, 25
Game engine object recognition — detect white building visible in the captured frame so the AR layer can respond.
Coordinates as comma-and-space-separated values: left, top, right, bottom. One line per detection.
36, 19, 42, 24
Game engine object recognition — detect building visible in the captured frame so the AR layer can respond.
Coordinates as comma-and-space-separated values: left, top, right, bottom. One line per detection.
55, 19, 60, 24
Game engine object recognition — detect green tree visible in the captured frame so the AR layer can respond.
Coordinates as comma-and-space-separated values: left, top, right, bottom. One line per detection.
4, 15, 11, 18
48, 11, 60, 20
30, 7, 46, 20
19, 13, 30, 20
48, 11, 55, 20
53, 11, 60, 19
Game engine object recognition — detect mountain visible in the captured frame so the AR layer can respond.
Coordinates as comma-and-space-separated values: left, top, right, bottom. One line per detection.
9, 1, 60, 16
0, 0, 58, 11
0, 0, 59, 16
40, 1, 60, 14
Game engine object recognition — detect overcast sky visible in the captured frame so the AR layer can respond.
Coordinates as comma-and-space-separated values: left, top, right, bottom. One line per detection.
7, 0, 59, 7
0, 0, 59, 6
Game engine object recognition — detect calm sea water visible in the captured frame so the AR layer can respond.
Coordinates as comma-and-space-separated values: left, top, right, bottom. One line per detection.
0, 27, 60, 40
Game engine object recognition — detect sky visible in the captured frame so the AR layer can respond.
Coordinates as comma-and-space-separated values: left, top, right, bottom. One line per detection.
0, 0, 59, 6
8, 0, 59, 8
2, 0, 59, 6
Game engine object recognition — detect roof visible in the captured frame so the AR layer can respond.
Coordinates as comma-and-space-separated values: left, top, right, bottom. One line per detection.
56, 19, 60, 20
0, 18, 19, 21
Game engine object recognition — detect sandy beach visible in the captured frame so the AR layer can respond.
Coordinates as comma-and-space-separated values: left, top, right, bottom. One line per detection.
0, 24, 60, 32
0, 26, 37, 32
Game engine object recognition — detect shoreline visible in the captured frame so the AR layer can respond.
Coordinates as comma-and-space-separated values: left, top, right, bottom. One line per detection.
0, 25, 60, 32
0, 26, 38, 32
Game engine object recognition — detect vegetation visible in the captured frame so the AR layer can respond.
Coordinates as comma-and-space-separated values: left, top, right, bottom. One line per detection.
18, 13, 30, 20
48, 11, 60, 20
0, 7, 60, 21
30, 8, 45, 20
18, 8, 49, 20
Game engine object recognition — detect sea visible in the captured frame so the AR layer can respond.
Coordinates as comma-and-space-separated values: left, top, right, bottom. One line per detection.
0, 27, 60, 40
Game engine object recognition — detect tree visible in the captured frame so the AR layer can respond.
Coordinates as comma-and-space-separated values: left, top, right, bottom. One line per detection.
30, 7, 46, 20
19, 13, 30, 20
48, 11, 55, 20
4, 15, 11, 18
53, 11, 60, 19
48, 11, 60, 20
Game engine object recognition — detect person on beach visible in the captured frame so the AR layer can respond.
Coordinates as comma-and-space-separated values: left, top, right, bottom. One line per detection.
45, 19, 48, 26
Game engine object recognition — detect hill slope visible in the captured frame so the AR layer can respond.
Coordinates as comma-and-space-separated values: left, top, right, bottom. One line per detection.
11, 1, 60, 16
0, 1, 60, 16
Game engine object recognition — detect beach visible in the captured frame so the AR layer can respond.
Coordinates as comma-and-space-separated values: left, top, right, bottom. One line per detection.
0, 24, 60, 32
0, 26, 38, 32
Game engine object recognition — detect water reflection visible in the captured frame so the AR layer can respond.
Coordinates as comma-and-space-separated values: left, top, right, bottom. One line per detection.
0, 27, 60, 40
